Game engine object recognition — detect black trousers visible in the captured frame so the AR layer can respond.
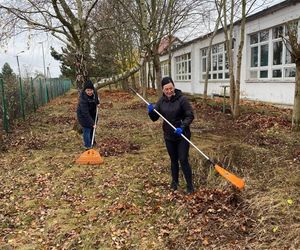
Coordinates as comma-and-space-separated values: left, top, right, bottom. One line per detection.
165, 138, 193, 188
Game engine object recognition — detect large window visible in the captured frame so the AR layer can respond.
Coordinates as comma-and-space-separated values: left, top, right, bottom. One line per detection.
200, 43, 230, 81
249, 22, 297, 79
160, 60, 169, 77
175, 53, 191, 81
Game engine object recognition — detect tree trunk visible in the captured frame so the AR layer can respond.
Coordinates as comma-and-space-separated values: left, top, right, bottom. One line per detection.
233, 0, 246, 118
153, 48, 163, 97
75, 52, 88, 90
94, 57, 143, 90
131, 74, 137, 89
292, 62, 300, 131
204, 15, 221, 103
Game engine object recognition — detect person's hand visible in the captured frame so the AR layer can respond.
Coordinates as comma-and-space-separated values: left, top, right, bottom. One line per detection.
148, 103, 154, 113
174, 127, 183, 136
93, 125, 96, 128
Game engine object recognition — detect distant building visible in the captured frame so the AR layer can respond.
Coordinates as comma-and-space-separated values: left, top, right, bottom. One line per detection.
158, 0, 300, 105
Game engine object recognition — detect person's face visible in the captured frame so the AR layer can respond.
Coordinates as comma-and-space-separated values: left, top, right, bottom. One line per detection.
162, 82, 175, 98
85, 88, 94, 96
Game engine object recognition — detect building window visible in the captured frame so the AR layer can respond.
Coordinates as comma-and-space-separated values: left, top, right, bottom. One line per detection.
160, 60, 169, 77
175, 53, 191, 81
200, 43, 230, 81
249, 21, 298, 79
249, 29, 269, 78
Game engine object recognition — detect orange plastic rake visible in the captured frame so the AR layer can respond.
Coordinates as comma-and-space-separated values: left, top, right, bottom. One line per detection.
76, 108, 104, 165
76, 148, 103, 165
130, 87, 245, 190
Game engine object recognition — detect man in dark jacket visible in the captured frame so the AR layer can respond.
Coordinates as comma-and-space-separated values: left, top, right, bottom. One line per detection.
148, 76, 195, 194
77, 80, 100, 149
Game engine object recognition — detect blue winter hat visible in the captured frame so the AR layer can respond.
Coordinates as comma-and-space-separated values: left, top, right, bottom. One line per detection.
83, 80, 94, 90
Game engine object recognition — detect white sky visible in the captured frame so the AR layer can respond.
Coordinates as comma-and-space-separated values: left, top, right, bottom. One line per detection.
0, 0, 286, 78
0, 32, 63, 78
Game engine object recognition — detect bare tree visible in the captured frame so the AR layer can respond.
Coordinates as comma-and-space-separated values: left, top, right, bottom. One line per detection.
216, 0, 260, 118
203, 8, 222, 102
283, 20, 300, 131
116, 0, 201, 97
0, 0, 110, 90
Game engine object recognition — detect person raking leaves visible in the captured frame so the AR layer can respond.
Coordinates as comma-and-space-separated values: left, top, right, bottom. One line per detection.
77, 80, 100, 149
148, 76, 195, 194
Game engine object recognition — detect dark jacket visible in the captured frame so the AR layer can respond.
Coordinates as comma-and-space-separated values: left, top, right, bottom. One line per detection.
149, 89, 194, 141
77, 91, 100, 128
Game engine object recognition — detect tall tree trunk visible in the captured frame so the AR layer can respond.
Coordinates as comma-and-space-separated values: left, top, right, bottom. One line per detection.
75, 52, 88, 90
204, 16, 221, 103
153, 46, 163, 96
221, 0, 235, 113
140, 61, 148, 98
292, 62, 300, 131
131, 74, 137, 89
233, 0, 246, 118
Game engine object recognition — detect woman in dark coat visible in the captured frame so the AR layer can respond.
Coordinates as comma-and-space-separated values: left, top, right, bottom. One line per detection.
148, 76, 195, 194
77, 80, 100, 149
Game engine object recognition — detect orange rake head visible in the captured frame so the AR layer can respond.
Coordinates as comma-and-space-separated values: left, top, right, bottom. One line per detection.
76, 149, 104, 165
214, 164, 245, 190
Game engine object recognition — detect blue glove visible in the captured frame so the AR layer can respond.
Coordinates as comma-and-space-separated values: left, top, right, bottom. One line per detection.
174, 127, 183, 136
148, 103, 154, 113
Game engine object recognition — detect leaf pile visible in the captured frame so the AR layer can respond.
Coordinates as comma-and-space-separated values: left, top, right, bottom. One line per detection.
121, 101, 146, 110
98, 136, 140, 156
101, 90, 133, 102
100, 101, 113, 109
234, 113, 291, 130
164, 189, 253, 249
45, 115, 75, 125
103, 120, 142, 129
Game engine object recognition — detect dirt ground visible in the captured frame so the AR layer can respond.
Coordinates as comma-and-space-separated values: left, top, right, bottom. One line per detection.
0, 88, 299, 249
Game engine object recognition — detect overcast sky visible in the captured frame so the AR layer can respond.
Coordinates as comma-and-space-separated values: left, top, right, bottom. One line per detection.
0, 0, 286, 78
0, 32, 63, 78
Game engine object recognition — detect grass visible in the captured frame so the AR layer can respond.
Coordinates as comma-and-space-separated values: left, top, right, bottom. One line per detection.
0, 88, 299, 249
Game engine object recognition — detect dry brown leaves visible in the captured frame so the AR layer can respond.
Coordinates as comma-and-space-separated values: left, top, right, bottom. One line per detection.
98, 136, 140, 156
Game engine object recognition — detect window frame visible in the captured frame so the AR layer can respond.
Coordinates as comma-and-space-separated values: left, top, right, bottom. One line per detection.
175, 53, 192, 81
160, 60, 169, 78
200, 42, 230, 81
248, 21, 298, 80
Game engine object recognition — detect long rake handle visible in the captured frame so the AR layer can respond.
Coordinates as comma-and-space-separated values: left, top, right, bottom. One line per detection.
131, 89, 210, 160
91, 107, 98, 147
129, 87, 245, 190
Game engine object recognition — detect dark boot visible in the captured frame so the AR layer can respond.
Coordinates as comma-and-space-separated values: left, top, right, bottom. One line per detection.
186, 185, 195, 194
180, 159, 194, 194
170, 181, 178, 191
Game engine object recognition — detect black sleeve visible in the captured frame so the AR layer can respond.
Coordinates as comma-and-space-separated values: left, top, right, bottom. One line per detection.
180, 96, 194, 129
148, 99, 161, 121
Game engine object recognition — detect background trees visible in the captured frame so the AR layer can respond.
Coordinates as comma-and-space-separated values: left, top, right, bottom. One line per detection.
0, 0, 104, 89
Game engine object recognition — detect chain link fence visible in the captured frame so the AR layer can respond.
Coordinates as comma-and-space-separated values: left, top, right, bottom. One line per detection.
0, 77, 72, 133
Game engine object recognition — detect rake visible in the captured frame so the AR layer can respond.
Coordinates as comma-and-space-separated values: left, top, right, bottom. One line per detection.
76, 107, 104, 165
130, 87, 245, 190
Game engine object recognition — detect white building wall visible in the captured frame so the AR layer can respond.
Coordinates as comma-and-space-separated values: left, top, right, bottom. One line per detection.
161, 0, 300, 105
240, 3, 300, 104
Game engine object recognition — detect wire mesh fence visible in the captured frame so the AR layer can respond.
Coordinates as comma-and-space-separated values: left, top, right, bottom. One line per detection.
0, 77, 72, 133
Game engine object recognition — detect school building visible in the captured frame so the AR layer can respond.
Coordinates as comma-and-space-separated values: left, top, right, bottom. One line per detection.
159, 0, 300, 105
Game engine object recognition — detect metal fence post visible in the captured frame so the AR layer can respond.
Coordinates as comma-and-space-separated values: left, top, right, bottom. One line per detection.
45, 78, 49, 104
30, 77, 36, 112
0, 78, 9, 132
39, 78, 43, 106
19, 77, 25, 120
